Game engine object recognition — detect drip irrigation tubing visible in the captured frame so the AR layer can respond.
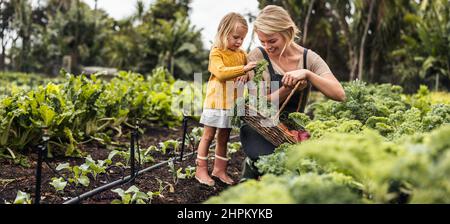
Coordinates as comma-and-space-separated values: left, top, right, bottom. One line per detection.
63, 135, 239, 204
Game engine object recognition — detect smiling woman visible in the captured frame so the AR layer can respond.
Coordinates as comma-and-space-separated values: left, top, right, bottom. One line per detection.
240, 5, 346, 181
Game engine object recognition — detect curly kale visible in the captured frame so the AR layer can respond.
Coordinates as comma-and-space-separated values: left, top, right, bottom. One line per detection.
252, 59, 269, 84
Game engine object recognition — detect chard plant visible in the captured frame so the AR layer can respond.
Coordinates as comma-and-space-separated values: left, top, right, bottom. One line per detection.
54, 155, 111, 188
50, 177, 68, 192
158, 139, 181, 155
111, 180, 173, 204
0, 68, 182, 162
6, 190, 32, 204
108, 147, 155, 167
111, 185, 150, 204
168, 161, 195, 184
188, 127, 203, 148
227, 142, 241, 155
150, 178, 174, 200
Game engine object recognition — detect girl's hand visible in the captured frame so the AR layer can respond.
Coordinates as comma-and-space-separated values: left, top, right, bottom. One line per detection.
282, 69, 309, 88
235, 74, 249, 83
243, 61, 257, 72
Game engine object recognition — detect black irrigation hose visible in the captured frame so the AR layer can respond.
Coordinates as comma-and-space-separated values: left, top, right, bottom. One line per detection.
34, 144, 44, 204
63, 135, 239, 204
35, 129, 50, 204
180, 116, 189, 161
44, 160, 83, 202
123, 126, 142, 186
135, 124, 142, 177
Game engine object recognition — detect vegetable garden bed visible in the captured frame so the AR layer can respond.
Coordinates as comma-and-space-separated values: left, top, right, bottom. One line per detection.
0, 124, 245, 204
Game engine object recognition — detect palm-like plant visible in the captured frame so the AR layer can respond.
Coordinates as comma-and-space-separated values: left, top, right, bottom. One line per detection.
0, 0, 15, 70
156, 12, 201, 76
11, 0, 33, 72
364, 0, 411, 82
392, 0, 450, 91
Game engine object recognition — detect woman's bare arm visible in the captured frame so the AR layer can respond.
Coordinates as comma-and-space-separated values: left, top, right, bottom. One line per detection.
283, 69, 346, 102
307, 72, 346, 102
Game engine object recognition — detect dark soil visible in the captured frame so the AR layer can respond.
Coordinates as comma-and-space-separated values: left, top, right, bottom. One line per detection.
0, 123, 245, 204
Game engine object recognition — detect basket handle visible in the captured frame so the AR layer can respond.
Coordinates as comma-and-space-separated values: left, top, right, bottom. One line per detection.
273, 81, 304, 120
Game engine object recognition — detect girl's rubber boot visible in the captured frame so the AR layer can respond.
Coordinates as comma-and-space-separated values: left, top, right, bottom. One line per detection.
211, 154, 235, 185
194, 155, 215, 187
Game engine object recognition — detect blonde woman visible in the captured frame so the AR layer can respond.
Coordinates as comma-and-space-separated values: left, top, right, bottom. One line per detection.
240, 5, 346, 180
195, 12, 256, 186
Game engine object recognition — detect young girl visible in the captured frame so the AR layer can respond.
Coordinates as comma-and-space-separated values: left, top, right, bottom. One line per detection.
195, 12, 256, 186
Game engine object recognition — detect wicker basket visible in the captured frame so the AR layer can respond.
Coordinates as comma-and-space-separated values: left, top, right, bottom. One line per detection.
241, 82, 306, 147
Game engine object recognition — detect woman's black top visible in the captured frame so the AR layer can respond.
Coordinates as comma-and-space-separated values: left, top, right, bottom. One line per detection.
240, 47, 310, 160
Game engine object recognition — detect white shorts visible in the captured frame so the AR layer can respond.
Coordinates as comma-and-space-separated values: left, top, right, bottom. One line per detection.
199, 109, 234, 128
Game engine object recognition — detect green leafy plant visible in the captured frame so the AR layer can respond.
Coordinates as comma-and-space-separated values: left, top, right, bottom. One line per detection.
10, 190, 32, 204
49, 177, 68, 192
158, 139, 181, 155
54, 155, 110, 187
227, 142, 241, 155
168, 160, 195, 184
252, 59, 269, 83
111, 185, 150, 204
0, 69, 183, 160
221, 126, 450, 204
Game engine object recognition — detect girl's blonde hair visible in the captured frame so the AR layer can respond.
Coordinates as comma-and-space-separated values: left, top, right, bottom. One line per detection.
213, 12, 248, 50
254, 5, 300, 56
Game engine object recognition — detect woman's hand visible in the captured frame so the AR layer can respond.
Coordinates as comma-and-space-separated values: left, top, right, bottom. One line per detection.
282, 69, 309, 88
243, 61, 257, 72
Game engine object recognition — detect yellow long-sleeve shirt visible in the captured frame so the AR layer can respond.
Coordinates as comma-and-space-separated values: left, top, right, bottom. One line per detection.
204, 47, 247, 109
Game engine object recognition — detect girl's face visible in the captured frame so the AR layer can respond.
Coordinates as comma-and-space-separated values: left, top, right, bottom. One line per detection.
256, 31, 286, 56
227, 24, 248, 51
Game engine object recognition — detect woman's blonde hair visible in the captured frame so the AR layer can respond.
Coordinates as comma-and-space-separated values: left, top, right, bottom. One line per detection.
213, 12, 248, 50
254, 5, 300, 56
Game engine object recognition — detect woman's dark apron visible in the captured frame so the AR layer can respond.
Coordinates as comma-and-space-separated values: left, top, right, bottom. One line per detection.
240, 47, 310, 160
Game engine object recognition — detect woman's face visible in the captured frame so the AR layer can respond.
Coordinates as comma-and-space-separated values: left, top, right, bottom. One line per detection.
227, 24, 248, 51
256, 31, 286, 56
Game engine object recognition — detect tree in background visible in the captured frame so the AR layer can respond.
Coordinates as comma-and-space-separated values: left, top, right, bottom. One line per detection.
5, 0, 114, 74
256, 0, 450, 92
155, 12, 204, 77
363, 0, 413, 83
2, 0, 449, 89
391, 0, 450, 92
9, 0, 33, 72
256, 0, 353, 81
105, 0, 207, 79
0, 0, 15, 71
34, 0, 113, 74
3, 0, 207, 80
142, 0, 207, 79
